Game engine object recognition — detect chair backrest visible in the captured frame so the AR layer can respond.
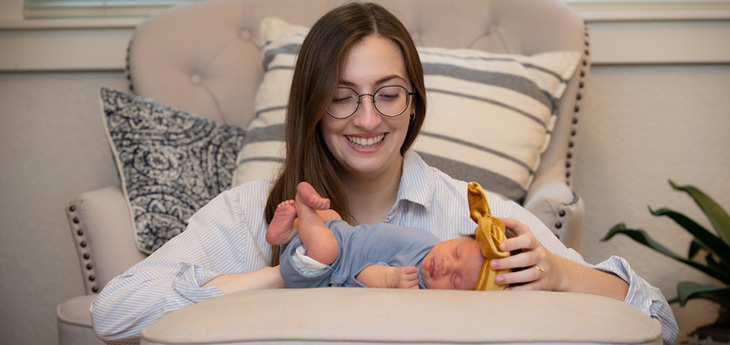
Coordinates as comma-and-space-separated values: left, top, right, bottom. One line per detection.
129, 0, 587, 127
126, 0, 589, 247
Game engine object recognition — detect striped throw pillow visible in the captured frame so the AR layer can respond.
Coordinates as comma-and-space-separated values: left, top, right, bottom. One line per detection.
232, 17, 580, 203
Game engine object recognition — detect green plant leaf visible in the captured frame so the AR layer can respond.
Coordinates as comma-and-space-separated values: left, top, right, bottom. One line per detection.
603, 224, 730, 284
670, 180, 730, 245
688, 239, 703, 259
649, 207, 730, 263
705, 252, 730, 273
671, 282, 730, 307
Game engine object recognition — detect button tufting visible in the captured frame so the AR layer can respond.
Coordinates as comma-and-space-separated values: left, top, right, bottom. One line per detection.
240, 30, 251, 40
555, 221, 563, 229
559, 210, 566, 217
92, 286, 99, 293
190, 74, 202, 85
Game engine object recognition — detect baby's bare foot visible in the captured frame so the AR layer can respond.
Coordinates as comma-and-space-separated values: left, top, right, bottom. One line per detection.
296, 182, 330, 210
266, 200, 297, 245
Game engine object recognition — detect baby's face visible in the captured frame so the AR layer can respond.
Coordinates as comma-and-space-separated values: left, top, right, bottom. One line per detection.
420, 238, 485, 290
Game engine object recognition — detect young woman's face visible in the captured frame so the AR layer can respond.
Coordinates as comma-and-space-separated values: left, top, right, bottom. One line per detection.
420, 238, 485, 290
319, 35, 413, 181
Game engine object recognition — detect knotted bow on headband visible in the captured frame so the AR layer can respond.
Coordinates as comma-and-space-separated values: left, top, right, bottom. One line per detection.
468, 181, 511, 291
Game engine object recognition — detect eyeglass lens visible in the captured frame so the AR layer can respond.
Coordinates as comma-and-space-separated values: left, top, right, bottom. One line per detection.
327, 85, 410, 118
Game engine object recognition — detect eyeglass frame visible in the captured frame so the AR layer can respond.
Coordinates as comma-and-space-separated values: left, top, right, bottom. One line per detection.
325, 84, 417, 119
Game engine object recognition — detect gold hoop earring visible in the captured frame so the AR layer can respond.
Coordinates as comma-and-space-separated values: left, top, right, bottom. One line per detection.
410, 111, 415, 121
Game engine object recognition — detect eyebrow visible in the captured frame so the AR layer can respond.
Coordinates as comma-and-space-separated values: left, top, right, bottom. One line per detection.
340, 75, 407, 88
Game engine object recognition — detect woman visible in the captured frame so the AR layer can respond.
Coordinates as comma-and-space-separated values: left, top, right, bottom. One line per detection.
91, 3, 678, 344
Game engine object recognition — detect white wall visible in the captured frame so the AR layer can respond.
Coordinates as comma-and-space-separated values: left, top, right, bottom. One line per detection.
0, 72, 127, 345
575, 64, 730, 340
1, 2, 729, 344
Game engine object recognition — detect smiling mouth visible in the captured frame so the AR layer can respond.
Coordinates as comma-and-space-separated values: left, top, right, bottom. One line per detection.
346, 134, 385, 147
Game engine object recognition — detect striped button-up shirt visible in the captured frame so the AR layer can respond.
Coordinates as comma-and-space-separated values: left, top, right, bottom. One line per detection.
91, 150, 678, 344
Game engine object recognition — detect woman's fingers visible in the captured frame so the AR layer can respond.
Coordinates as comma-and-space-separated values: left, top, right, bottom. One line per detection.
497, 217, 536, 252
491, 250, 533, 270
491, 217, 556, 289
495, 265, 544, 287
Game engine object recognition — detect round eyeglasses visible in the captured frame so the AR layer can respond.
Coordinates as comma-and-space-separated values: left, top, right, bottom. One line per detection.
326, 85, 416, 119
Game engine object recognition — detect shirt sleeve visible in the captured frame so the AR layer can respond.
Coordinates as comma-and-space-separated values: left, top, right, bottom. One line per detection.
505, 201, 679, 345
90, 186, 270, 344
594, 256, 680, 345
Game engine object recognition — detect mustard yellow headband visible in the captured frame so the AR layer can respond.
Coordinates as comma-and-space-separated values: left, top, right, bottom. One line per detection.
468, 182, 511, 291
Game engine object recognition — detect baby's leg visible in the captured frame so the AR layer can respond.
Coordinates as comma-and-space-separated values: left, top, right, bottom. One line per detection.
296, 182, 339, 265
266, 200, 298, 245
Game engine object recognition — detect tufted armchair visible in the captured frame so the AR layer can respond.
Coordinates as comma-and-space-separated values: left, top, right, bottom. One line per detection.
57, 0, 664, 344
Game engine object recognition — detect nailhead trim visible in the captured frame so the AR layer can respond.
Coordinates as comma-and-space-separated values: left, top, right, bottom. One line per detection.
566, 23, 591, 186
66, 201, 99, 295
125, 42, 134, 93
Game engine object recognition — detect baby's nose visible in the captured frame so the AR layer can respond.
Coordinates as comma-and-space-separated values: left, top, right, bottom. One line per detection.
441, 258, 456, 274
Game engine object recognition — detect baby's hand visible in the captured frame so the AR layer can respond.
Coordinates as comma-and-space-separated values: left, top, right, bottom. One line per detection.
390, 266, 419, 289
357, 265, 419, 289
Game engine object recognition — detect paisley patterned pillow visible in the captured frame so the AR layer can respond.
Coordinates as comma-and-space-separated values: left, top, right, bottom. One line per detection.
100, 88, 246, 254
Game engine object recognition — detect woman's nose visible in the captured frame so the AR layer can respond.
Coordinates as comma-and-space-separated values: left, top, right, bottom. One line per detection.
352, 96, 381, 131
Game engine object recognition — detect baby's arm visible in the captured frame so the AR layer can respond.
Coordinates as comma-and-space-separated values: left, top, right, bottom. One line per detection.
357, 265, 419, 289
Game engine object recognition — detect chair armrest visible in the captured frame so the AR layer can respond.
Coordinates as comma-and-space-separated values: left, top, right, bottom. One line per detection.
57, 295, 105, 345
66, 186, 146, 293
523, 181, 584, 251
141, 289, 662, 345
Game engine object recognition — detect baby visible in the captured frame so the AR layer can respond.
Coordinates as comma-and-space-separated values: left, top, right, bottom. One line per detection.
267, 181, 511, 290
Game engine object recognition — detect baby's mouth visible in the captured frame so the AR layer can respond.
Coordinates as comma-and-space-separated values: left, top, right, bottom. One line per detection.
346, 134, 385, 147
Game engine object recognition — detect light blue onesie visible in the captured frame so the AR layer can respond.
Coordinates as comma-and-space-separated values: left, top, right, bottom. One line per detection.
279, 220, 439, 288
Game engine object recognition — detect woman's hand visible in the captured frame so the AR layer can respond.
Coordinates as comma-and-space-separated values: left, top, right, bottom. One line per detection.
489, 218, 563, 291
489, 218, 629, 301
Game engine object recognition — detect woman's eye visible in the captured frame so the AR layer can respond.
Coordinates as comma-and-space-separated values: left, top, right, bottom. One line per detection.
376, 93, 399, 101
332, 96, 353, 104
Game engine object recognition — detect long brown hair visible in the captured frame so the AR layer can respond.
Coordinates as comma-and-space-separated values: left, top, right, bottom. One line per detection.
265, 2, 427, 265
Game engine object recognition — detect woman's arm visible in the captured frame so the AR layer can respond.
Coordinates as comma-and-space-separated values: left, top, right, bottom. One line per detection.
491, 218, 628, 300
489, 214, 678, 345
91, 184, 276, 343
204, 266, 284, 292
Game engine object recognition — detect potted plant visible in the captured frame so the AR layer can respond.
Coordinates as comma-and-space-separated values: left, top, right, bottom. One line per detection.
603, 180, 730, 341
